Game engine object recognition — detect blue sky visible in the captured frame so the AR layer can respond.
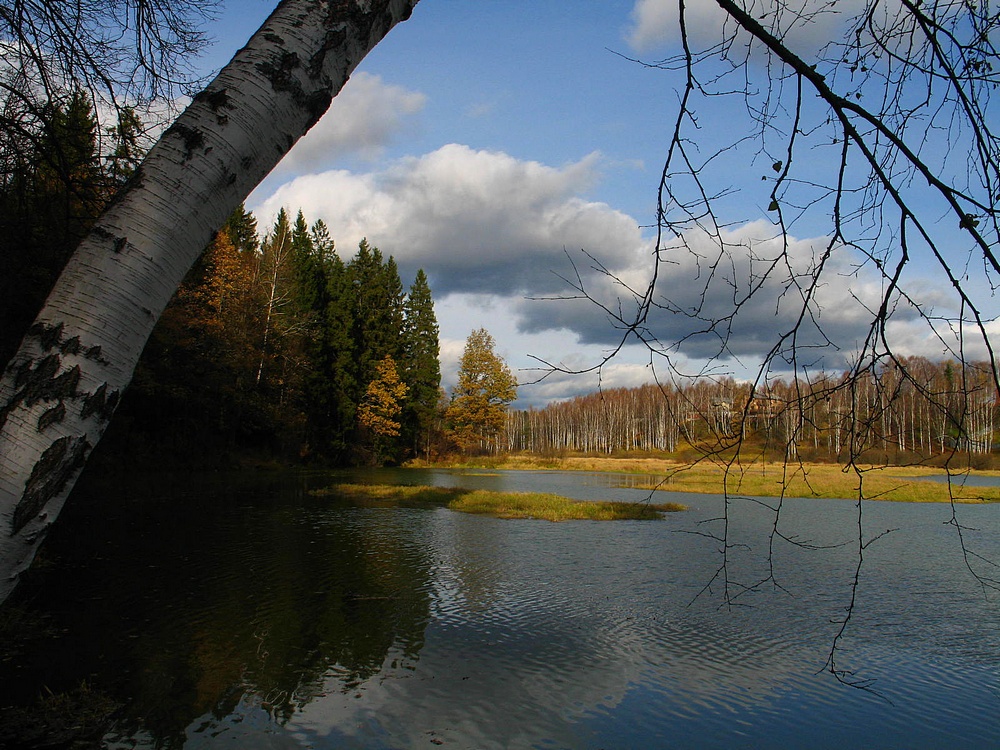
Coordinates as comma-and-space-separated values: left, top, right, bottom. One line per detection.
195, 1, 997, 407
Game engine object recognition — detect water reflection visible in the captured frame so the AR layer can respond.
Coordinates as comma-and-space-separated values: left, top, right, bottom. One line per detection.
3, 473, 438, 747
2, 468, 998, 749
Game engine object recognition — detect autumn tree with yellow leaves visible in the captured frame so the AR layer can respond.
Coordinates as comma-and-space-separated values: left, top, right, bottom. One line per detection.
446, 329, 517, 454
357, 355, 409, 464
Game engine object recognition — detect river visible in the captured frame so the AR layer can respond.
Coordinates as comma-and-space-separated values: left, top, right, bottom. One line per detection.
1, 468, 998, 748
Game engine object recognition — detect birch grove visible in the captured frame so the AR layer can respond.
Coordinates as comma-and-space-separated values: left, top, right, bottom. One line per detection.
506, 360, 997, 461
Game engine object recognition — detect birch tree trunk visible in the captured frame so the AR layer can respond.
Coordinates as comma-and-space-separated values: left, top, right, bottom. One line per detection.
0, 0, 420, 604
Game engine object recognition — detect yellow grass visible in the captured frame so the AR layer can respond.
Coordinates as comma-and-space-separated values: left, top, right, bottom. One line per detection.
310, 483, 686, 520
429, 455, 1000, 503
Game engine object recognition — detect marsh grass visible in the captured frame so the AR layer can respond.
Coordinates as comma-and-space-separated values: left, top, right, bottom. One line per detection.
430, 456, 1000, 503
0, 682, 122, 749
626, 462, 1000, 503
311, 484, 685, 520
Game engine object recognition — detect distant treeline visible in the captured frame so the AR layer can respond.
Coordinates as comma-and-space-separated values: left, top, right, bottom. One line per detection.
506, 359, 998, 461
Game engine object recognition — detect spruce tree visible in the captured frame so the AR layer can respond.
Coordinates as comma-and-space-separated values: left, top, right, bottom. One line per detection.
318, 248, 358, 461
0, 91, 104, 368
400, 269, 441, 459
348, 239, 405, 405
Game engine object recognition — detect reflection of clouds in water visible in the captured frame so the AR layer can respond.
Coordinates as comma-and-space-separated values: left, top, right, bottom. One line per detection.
429, 510, 512, 615
279, 509, 854, 749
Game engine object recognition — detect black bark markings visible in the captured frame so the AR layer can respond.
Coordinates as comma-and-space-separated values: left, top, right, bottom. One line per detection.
92, 226, 129, 254
13, 357, 80, 409
29, 321, 64, 350
84, 345, 106, 363
193, 87, 233, 126
37, 402, 66, 432
256, 51, 303, 92
5, 356, 80, 433
12, 435, 90, 535
61, 336, 81, 355
166, 123, 207, 161
0, 323, 114, 433
256, 43, 331, 130
80, 383, 120, 422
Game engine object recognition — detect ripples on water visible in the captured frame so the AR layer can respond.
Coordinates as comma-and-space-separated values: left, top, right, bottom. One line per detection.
2, 469, 998, 749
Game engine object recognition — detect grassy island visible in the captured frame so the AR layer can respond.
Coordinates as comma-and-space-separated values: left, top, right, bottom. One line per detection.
310, 483, 686, 520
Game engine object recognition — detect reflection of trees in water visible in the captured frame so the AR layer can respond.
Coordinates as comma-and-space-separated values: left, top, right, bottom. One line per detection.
2, 474, 436, 747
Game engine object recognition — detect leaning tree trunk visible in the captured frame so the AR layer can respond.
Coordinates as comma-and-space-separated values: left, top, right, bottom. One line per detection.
0, 0, 420, 604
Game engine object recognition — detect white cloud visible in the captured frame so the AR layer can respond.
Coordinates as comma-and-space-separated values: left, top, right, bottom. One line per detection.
626, 0, 873, 56
267, 72, 425, 176
252, 144, 646, 297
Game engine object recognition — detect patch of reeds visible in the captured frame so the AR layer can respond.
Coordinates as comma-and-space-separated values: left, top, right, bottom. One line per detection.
619, 462, 1000, 503
0, 682, 122, 748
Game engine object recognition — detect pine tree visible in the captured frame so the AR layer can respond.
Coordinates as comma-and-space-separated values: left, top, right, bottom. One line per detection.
105, 107, 145, 188
318, 249, 359, 460
0, 91, 104, 368
348, 240, 405, 392
222, 203, 259, 255
446, 328, 517, 454
400, 269, 441, 459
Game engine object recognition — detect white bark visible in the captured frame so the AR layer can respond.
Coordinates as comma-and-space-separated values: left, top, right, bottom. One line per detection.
0, 0, 420, 604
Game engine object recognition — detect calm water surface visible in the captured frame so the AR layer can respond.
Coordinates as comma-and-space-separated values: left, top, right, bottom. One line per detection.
2, 468, 998, 749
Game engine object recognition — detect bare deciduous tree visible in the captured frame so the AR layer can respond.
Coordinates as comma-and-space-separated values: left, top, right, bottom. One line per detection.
0, 0, 219, 178
540, 0, 998, 689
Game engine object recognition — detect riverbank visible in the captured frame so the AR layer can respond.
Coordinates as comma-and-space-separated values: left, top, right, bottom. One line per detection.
417, 455, 1000, 503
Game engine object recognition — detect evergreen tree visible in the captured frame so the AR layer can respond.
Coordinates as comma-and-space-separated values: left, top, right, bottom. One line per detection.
310, 219, 335, 264
222, 203, 259, 255
400, 269, 441, 459
446, 328, 517, 454
290, 210, 324, 317
105, 107, 145, 187
349, 241, 389, 385
0, 90, 104, 367
317, 249, 359, 460
348, 239, 405, 410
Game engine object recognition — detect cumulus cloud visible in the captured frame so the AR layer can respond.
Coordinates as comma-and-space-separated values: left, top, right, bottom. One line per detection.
253, 144, 646, 297
511, 220, 944, 373
626, 0, 872, 56
268, 72, 425, 177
